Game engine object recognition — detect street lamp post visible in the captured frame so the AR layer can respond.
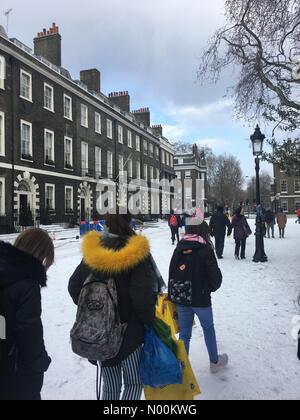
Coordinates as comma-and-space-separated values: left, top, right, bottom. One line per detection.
251, 125, 268, 263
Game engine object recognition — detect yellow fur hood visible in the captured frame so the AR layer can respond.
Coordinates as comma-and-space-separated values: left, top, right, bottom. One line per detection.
82, 231, 151, 274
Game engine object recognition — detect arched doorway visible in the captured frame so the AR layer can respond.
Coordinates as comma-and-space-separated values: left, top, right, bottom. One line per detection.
14, 172, 40, 229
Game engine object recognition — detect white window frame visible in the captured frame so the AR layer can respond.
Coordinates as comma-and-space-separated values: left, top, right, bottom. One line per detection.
161, 150, 165, 164
166, 153, 170, 166
119, 155, 124, 172
185, 171, 191, 179
107, 119, 113, 139
295, 201, 300, 211
143, 140, 148, 155
128, 159, 133, 178
136, 135, 140, 152
81, 104, 89, 128
107, 151, 113, 179
0, 56, 6, 90
295, 179, 300, 193
20, 69, 32, 102
149, 143, 154, 158
281, 199, 288, 213
0, 177, 5, 216
44, 129, 55, 166
281, 180, 288, 193
45, 183, 55, 210
63, 94, 72, 120
81, 142, 89, 176
44, 83, 54, 112
176, 171, 182, 180
95, 147, 102, 178
155, 146, 159, 159
95, 112, 102, 134
150, 166, 154, 181
144, 164, 148, 182
20, 120, 33, 160
0, 111, 5, 157
64, 137, 73, 170
136, 161, 141, 179
118, 125, 124, 144
127, 130, 132, 148
65, 186, 74, 212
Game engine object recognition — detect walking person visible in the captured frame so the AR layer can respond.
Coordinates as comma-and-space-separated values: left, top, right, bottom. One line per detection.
265, 207, 276, 238
277, 209, 288, 238
68, 211, 162, 401
0, 229, 54, 401
168, 209, 182, 245
209, 206, 232, 259
231, 207, 252, 260
168, 210, 228, 374
295, 209, 300, 224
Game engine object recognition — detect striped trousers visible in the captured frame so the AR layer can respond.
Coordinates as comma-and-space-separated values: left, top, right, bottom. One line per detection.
102, 346, 143, 400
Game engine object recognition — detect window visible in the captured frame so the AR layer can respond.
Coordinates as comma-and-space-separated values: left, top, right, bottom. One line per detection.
281, 200, 288, 213
295, 201, 300, 211
44, 83, 54, 112
45, 184, 55, 210
107, 151, 113, 179
64, 137, 73, 169
136, 161, 141, 179
295, 179, 300, 193
0, 111, 5, 156
127, 159, 133, 178
65, 187, 73, 212
95, 113, 102, 134
143, 140, 148, 155
136, 135, 140, 151
176, 171, 181, 180
95, 147, 102, 178
155, 146, 159, 159
81, 142, 89, 176
118, 125, 123, 144
150, 166, 154, 181
281, 180, 288, 193
144, 164, 148, 182
81, 104, 88, 128
127, 131, 132, 148
166, 153, 170, 166
149, 143, 154, 158
0, 178, 5, 215
64, 94, 72, 120
185, 171, 191, 179
119, 155, 124, 172
0, 56, 5, 90
44, 129, 55, 165
20, 120, 32, 160
107, 119, 113, 139
20, 70, 32, 101
170, 155, 173, 167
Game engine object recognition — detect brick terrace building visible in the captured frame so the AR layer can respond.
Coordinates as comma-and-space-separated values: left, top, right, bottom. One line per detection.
0, 24, 175, 233
272, 163, 300, 214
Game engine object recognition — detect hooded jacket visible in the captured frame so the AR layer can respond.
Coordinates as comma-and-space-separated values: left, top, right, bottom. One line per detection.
0, 241, 51, 400
68, 231, 157, 367
168, 240, 222, 308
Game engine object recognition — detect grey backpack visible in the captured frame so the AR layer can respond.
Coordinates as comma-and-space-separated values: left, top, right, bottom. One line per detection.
70, 274, 127, 362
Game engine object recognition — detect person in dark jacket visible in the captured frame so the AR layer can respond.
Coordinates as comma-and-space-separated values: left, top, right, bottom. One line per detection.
264, 208, 276, 238
0, 229, 54, 401
209, 206, 232, 259
231, 207, 252, 260
168, 209, 182, 245
168, 210, 228, 374
68, 212, 160, 401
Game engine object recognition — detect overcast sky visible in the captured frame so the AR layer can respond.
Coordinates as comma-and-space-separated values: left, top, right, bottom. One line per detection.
1, 0, 273, 179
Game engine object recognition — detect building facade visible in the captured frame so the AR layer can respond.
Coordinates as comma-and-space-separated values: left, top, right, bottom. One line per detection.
0, 24, 175, 233
174, 145, 207, 213
272, 164, 300, 214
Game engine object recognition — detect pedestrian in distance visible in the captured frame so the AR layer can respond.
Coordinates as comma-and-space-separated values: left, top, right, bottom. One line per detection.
277, 209, 288, 238
168, 209, 182, 245
168, 209, 228, 374
264, 207, 276, 238
231, 207, 252, 260
0, 229, 54, 401
295, 209, 300, 224
69, 211, 163, 401
209, 206, 232, 259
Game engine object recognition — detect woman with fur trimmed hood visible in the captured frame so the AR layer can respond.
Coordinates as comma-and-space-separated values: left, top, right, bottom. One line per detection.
68, 212, 164, 401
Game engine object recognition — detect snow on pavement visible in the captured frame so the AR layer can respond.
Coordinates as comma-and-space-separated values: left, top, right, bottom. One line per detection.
38, 219, 300, 400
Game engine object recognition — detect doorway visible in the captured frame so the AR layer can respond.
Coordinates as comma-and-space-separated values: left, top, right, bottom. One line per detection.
81, 198, 86, 222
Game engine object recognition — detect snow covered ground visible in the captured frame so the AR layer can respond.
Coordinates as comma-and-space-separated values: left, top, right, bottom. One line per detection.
5, 219, 299, 400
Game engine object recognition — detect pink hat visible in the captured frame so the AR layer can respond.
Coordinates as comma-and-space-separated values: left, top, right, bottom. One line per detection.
186, 208, 205, 226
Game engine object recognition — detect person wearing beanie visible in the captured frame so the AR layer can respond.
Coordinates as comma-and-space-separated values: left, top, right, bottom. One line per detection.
209, 206, 232, 259
168, 209, 228, 374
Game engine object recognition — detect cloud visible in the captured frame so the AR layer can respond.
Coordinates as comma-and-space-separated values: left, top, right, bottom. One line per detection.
196, 138, 233, 150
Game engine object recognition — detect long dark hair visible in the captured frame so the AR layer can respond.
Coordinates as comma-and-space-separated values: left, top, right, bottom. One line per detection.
105, 211, 135, 237
185, 221, 213, 248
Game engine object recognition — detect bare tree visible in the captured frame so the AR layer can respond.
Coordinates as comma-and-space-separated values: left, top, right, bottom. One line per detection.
198, 0, 300, 165
246, 171, 273, 208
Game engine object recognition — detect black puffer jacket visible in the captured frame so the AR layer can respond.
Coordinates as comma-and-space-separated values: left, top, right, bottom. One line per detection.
68, 231, 157, 367
0, 241, 51, 400
210, 211, 232, 237
168, 240, 223, 307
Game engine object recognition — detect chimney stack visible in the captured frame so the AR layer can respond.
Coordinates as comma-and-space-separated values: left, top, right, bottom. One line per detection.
80, 69, 101, 93
132, 107, 151, 127
34, 23, 61, 66
108, 91, 130, 113
152, 124, 163, 137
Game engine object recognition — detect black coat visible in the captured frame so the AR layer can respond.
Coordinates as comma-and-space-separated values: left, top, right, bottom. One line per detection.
68, 232, 157, 367
210, 211, 232, 237
0, 242, 51, 400
168, 240, 223, 308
